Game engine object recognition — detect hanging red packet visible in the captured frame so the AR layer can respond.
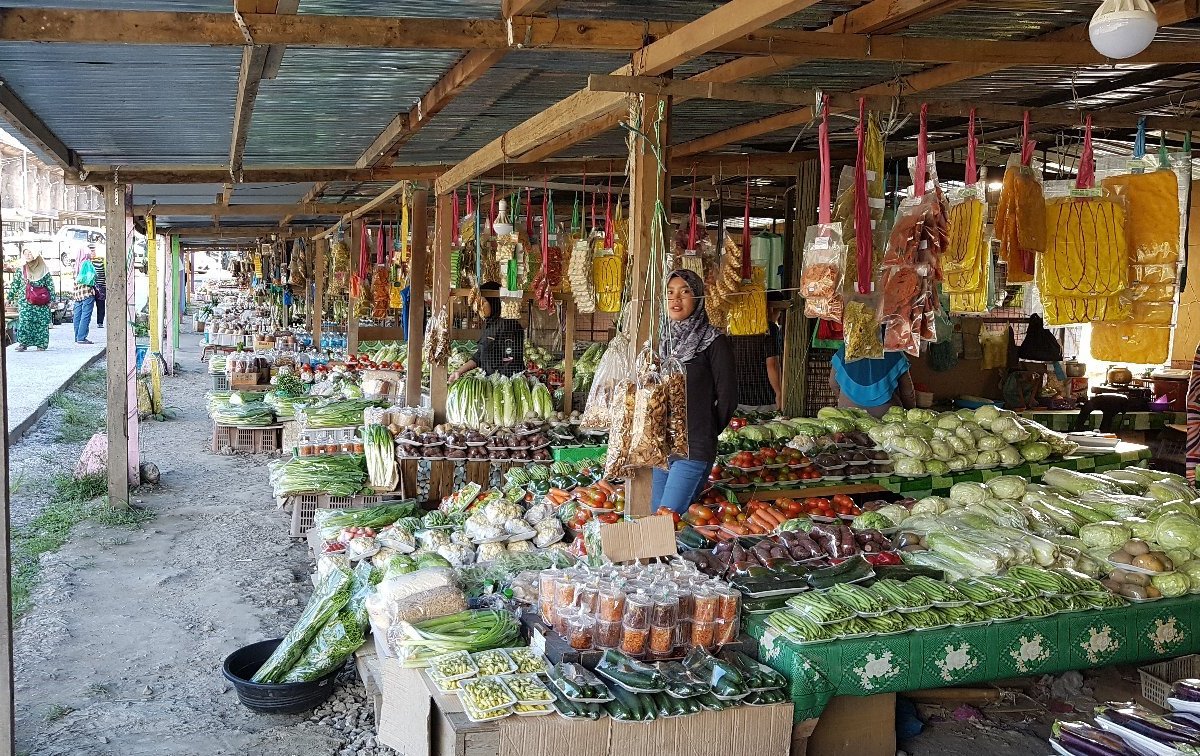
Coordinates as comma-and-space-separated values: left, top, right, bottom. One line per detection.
604, 175, 614, 248
526, 187, 535, 240
1021, 111, 1036, 167
1076, 114, 1095, 190
818, 96, 831, 226
965, 108, 978, 187
914, 103, 929, 198
741, 164, 751, 281
853, 98, 873, 293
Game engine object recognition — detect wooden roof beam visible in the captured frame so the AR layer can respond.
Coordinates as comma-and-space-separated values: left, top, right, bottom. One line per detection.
0, 80, 79, 172
672, 0, 1200, 157
165, 225, 309, 237
138, 202, 397, 216
434, 0, 826, 194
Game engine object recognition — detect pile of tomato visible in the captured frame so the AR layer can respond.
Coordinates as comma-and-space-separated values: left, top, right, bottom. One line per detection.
565, 480, 624, 527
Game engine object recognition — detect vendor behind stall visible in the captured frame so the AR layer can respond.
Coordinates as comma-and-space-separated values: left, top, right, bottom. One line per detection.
732, 318, 782, 412
654, 270, 737, 515
829, 346, 916, 419
450, 283, 525, 379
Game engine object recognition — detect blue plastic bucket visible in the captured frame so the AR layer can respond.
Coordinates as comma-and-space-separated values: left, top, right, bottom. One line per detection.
135, 345, 149, 371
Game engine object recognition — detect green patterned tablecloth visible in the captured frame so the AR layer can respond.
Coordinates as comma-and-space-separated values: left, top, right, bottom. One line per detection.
746, 595, 1200, 721
876, 443, 1151, 498
1020, 410, 1184, 433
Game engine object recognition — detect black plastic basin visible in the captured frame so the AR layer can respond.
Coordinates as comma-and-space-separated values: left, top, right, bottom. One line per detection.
222, 638, 338, 714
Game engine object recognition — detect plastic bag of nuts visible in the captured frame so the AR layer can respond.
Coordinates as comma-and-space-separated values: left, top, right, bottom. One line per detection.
662, 358, 689, 458
603, 380, 636, 480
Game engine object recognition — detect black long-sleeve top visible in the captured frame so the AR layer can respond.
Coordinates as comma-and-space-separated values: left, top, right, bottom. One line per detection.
471, 317, 525, 376
682, 334, 738, 463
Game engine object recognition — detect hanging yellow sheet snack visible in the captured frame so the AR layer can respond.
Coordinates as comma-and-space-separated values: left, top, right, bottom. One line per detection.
1090, 322, 1171, 365
1038, 193, 1128, 298
727, 266, 768, 336
1041, 293, 1129, 326
994, 159, 1045, 283
1101, 169, 1180, 266
944, 193, 987, 295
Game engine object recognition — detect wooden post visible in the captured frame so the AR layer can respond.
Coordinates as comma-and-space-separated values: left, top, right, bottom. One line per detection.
430, 192, 453, 422
406, 188, 430, 406
347, 220, 360, 354
105, 183, 131, 508
562, 304, 576, 413
625, 90, 672, 518
313, 236, 326, 350
0, 202, 17, 756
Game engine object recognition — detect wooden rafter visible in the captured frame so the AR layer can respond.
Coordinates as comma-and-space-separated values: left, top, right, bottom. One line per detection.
138, 202, 398, 216
166, 225, 311, 237
514, 0, 962, 167
673, 0, 1200, 156
0, 80, 79, 172
589, 76, 1200, 131
434, 0, 826, 194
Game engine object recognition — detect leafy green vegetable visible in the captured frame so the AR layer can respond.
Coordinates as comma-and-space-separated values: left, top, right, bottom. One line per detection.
270, 454, 368, 498
315, 501, 418, 540
1152, 571, 1191, 598
1155, 513, 1200, 551
252, 565, 355, 683
1078, 521, 1132, 551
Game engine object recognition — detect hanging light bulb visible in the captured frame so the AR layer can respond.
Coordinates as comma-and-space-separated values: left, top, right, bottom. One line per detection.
1089, 0, 1158, 59
492, 197, 514, 236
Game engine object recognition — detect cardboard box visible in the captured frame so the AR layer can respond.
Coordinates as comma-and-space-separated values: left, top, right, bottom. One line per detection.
805, 694, 896, 756
791, 717, 819, 756
598, 514, 677, 563
375, 657, 792, 756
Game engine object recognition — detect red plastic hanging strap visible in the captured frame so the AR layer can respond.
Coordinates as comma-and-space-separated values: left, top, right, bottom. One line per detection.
688, 165, 698, 249
965, 107, 978, 186
525, 187, 535, 239
1020, 111, 1035, 167
465, 188, 474, 220
853, 97, 873, 294
541, 178, 551, 268
488, 186, 496, 229
590, 180, 598, 231
358, 220, 369, 283
741, 158, 751, 279
914, 102, 929, 199
817, 94, 831, 225
1076, 115, 1096, 190
604, 174, 614, 248
451, 191, 461, 245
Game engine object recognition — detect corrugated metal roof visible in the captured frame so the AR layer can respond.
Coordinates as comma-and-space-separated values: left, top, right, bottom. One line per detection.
0, 43, 239, 164
244, 47, 464, 164
0, 0, 229, 9
300, 0, 499, 17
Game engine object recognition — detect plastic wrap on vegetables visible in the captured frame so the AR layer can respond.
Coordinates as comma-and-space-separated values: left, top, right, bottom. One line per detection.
580, 331, 632, 431
377, 524, 417, 554
253, 565, 355, 683
533, 518, 564, 548
476, 541, 508, 562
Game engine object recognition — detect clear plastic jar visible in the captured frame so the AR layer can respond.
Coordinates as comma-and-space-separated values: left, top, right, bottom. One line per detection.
594, 620, 622, 650
716, 587, 741, 624
620, 625, 649, 658
692, 589, 720, 624
690, 621, 717, 650
649, 625, 675, 656
554, 574, 577, 613
596, 584, 626, 623
716, 616, 739, 646
566, 614, 594, 651
575, 581, 599, 615
651, 593, 679, 627
622, 592, 652, 630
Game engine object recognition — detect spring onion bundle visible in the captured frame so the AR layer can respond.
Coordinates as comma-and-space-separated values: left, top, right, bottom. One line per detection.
269, 454, 367, 497
300, 399, 387, 429
314, 500, 418, 540
211, 400, 276, 427
363, 424, 398, 490
394, 609, 520, 668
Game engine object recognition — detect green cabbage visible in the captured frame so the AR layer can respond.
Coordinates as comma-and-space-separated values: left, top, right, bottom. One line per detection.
930, 440, 954, 461
875, 504, 910, 527
1152, 572, 1191, 598
976, 450, 1001, 467
973, 405, 1001, 426
976, 435, 1007, 452
991, 416, 1031, 444
1180, 561, 1200, 593
956, 408, 977, 422
1079, 521, 1132, 551
947, 455, 970, 471
851, 512, 894, 530
906, 424, 935, 441
906, 408, 936, 423
1155, 513, 1200, 551
1126, 517, 1157, 542
926, 460, 950, 476
935, 413, 962, 430
950, 483, 991, 505
987, 475, 1028, 500
893, 436, 932, 458
1018, 441, 1052, 462
1168, 549, 1194, 568
949, 436, 972, 455
911, 497, 948, 516
998, 445, 1023, 466
883, 406, 907, 423
895, 457, 926, 476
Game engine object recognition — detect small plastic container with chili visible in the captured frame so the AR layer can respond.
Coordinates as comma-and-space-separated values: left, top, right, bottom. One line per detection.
690, 621, 717, 650
620, 625, 649, 658
692, 588, 720, 624
298, 440, 317, 458
596, 583, 626, 622
716, 616, 739, 646
622, 592, 652, 630
554, 574, 578, 613
649, 625, 675, 657
322, 433, 340, 456
651, 593, 679, 627
675, 587, 695, 621
554, 606, 575, 637
716, 587, 741, 624
351, 437, 365, 454
594, 620, 622, 650
566, 614, 594, 651
574, 581, 599, 615
538, 570, 560, 604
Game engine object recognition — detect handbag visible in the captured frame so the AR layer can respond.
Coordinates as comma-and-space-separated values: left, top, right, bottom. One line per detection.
24, 279, 50, 306
77, 260, 97, 287
95, 283, 106, 303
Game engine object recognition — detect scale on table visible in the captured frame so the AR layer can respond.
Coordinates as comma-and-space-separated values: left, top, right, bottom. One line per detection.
1065, 431, 1122, 452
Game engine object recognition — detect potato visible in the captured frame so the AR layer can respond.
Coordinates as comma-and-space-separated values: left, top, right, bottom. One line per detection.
1132, 555, 1165, 573
1101, 578, 1122, 593
1120, 584, 1149, 600
1123, 539, 1150, 556
1146, 585, 1162, 598
1110, 550, 1133, 565
1122, 571, 1150, 587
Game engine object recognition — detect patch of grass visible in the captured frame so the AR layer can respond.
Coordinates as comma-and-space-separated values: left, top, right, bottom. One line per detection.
50, 392, 104, 444
42, 704, 73, 723
12, 474, 154, 616
85, 683, 111, 699
10, 469, 29, 496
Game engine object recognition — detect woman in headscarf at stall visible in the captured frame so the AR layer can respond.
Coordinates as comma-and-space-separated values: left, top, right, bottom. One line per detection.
654, 269, 738, 515
828, 346, 917, 419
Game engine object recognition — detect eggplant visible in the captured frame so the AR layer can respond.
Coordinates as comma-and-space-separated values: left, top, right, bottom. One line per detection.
1051, 722, 1133, 756
1175, 680, 1200, 704
1097, 705, 1200, 749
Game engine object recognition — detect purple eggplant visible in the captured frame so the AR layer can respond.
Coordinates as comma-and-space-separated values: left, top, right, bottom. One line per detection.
1174, 680, 1200, 704
1051, 722, 1134, 756
1097, 705, 1200, 749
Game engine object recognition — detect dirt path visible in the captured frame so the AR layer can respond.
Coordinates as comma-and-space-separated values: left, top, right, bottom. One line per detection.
13, 334, 385, 756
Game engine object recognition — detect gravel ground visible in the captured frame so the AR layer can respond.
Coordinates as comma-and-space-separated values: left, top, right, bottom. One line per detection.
13, 333, 396, 756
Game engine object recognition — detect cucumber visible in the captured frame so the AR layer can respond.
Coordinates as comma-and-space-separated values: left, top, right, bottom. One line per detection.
806, 555, 874, 590
870, 564, 945, 582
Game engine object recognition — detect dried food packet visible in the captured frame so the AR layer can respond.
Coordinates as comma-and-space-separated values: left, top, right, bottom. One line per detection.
581, 332, 632, 430
627, 364, 669, 470
842, 297, 883, 363
603, 380, 636, 480
662, 358, 688, 459
800, 223, 847, 320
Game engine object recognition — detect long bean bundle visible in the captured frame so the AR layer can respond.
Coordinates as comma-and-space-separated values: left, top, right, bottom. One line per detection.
211, 400, 276, 427
269, 454, 367, 497
394, 609, 520, 668
300, 399, 386, 429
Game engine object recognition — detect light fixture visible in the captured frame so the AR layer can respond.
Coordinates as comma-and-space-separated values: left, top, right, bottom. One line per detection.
1089, 0, 1158, 60
492, 198, 514, 236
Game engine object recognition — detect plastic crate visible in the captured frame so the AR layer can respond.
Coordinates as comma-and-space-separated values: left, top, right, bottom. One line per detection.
552, 445, 607, 464
211, 424, 283, 454
211, 373, 230, 392
1139, 654, 1200, 708
287, 494, 383, 539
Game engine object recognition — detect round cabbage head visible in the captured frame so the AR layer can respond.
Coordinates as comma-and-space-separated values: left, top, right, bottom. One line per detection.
935, 413, 962, 430
1155, 513, 1200, 551
973, 404, 1001, 426
892, 436, 932, 459
949, 436, 971, 455
925, 459, 949, 476
956, 408, 977, 422
950, 482, 990, 505
930, 439, 955, 462
998, 445, 1023, 466
1152, 572, 1191, 598
911, 496, 948, 516
1181, 561, 1200, 593
867, 425, 894, 445
1079, 521, 1132, 551
987, 475, 1027, 500
883, 406, 907, 423
1127, 517, 1156, 542
947, 455, 970, 472
976, 434, 1007, 452
875, 504, 910, 527
976, 450, 1001, 467
895, 457, 926, 476
1019, 441, 1052, 463
851, 512, 894, 530
906, 408, 936, 424
906, 423, 935, 441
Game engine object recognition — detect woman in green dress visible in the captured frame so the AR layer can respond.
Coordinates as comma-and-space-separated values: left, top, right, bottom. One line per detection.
7, 248, 54, 351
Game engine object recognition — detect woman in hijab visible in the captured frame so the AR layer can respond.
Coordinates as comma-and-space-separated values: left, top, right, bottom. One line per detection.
449, 283, 525, 379
72, 245, 97, 345
7, 247, 54, 351
828, 346, 917, 419
654, 269, 737, 515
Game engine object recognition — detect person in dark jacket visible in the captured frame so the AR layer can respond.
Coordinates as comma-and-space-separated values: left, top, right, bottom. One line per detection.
449, 283, 526, 379
91, 245, 107, 328
653, 269, 737, 515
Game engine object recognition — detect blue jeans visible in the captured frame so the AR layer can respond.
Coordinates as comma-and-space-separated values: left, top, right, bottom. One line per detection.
73, 297, 95, 342
651, 458, 712, 515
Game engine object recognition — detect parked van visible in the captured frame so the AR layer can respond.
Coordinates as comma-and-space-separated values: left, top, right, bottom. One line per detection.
53, 225, 105, 267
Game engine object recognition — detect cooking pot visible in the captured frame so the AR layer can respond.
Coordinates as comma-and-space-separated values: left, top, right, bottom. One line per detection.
1107, 364, 1134, 386
1065, 359, 1086, 378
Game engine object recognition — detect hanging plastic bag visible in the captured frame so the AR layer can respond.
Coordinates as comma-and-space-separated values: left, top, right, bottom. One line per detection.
706, 235, 742, 330
580, 330, 632, 430
801, 98, 847, 322
944, 109, 989, 311
594, 193, 625, 313
842, 296, 883, 363
603, 379, 636, 480
662, 357, 688, 458
727, 266, 768, 335
627, 355, 670, 470
994, 112, 1045, 283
